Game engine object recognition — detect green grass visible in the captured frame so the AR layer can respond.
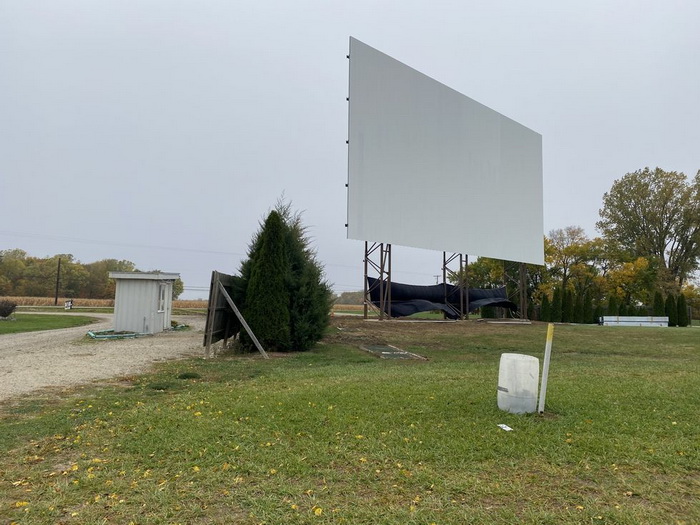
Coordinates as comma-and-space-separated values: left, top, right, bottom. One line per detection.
16, 306, 115, 313
0, 320, 698, 524
0, 314, 100, 335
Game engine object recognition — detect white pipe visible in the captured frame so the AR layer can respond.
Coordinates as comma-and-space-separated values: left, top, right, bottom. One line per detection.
538, 323, 554, 413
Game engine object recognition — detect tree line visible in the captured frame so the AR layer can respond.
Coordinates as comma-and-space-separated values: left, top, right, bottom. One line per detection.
462, 167, 700, 323
0, 249, 184, 299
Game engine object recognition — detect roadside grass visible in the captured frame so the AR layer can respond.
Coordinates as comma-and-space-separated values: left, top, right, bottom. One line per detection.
0, 314, 100, 335
0, 320, 698, 524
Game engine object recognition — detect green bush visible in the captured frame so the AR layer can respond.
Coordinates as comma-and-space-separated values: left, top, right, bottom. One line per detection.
0, 300, 17, 318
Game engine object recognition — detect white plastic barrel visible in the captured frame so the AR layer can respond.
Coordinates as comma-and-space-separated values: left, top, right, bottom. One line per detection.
497, 353, 539, 414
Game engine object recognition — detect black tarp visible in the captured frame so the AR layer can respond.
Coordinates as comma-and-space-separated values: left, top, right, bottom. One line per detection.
366, 277, 517, 319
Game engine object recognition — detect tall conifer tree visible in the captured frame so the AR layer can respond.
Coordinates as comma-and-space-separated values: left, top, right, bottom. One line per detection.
665, 294, 678, 327
677, 294, 689, 327
243, 211, 291, 351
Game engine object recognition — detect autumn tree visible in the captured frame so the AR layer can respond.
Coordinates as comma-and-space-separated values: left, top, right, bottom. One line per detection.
605, 257, 656, 308
597, 167, 700, 289
84, 259, 137, 298
547, 226, 593, 293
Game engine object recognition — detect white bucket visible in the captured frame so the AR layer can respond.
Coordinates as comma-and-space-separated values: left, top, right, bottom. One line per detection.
497, 353, 539, 414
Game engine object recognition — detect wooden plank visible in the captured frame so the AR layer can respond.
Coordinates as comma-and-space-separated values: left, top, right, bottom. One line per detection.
218, 281, 269, 359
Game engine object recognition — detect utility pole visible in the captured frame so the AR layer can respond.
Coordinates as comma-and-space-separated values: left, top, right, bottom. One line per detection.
54, 257, 62, 306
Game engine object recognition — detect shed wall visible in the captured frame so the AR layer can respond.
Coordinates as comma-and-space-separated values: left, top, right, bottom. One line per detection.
114, 279, 172, 334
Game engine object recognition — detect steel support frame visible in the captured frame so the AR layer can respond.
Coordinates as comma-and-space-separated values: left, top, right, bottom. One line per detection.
442, 252, 468, 319
503, 261, 529, 319
364, 241, 392, 319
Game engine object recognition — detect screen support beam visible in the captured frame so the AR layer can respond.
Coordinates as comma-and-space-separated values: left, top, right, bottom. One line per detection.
519, 262, 528, 320
442, 253, 468, 319
364, 242, 392, 319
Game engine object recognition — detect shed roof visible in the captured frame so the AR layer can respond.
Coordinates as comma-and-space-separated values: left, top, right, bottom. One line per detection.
109, 271, 180, 281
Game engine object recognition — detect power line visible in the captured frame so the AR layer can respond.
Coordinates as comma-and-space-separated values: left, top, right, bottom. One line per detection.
0, 230, 245, 257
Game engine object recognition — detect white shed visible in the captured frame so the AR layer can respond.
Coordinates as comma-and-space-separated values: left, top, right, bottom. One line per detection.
109, 271, 180, 334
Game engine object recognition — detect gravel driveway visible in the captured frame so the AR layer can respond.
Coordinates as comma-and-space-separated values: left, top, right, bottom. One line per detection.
0, 313, 206, 402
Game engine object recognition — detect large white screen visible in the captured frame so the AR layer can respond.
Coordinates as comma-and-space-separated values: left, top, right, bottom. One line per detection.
347, 37, 544, 266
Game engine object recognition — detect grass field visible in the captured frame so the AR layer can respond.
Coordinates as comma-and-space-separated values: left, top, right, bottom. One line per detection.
0, 319, 698, 524
0, 314, 100, 335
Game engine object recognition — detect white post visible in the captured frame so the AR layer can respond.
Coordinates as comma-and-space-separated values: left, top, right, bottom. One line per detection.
538, 323, 554, 414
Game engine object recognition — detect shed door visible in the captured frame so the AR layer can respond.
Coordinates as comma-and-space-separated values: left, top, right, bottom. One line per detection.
158, 283, 170, 330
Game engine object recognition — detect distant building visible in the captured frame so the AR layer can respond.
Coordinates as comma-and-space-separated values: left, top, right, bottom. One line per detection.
109, 272, 180, 334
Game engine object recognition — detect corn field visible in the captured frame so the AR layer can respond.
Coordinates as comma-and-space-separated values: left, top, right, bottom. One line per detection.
1, 296, 208, 309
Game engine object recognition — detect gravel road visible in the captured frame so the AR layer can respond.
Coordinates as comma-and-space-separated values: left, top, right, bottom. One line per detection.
0, 314, 206, 402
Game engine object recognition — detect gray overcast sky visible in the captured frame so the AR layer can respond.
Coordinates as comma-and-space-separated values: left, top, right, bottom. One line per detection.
1, 1, 699, 298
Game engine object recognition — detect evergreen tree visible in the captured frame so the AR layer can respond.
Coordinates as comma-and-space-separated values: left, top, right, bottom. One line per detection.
551, 288, 562, 322
618, 303, 628, 317
665, 294, 678, 327
607, 295, 619, 316
540, 294, 551, 322
592, 303, 603, 324
573, 292, 584, 324
242, 211, 291, 351
652, 291, 665, 316
561, 289, 570, 322
283, 210, 334, 351
236, 202, 333, 352
562, 289, 574, 323
677, 294, 689, 327
481, 306, 496, 319
583, 293, 594, 324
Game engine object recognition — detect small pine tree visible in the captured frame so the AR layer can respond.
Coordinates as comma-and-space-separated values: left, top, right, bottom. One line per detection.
677, 294, 689, 327
583, 293, 594, 324
235, 203, 333, 352
652, 291, 665, 316
607, 295, 619, 316
618, 303, 628, 317
540, 294, 551, 322
551, 288, 562, 322
243, 211, 292, 351
665, 294, 678, 327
